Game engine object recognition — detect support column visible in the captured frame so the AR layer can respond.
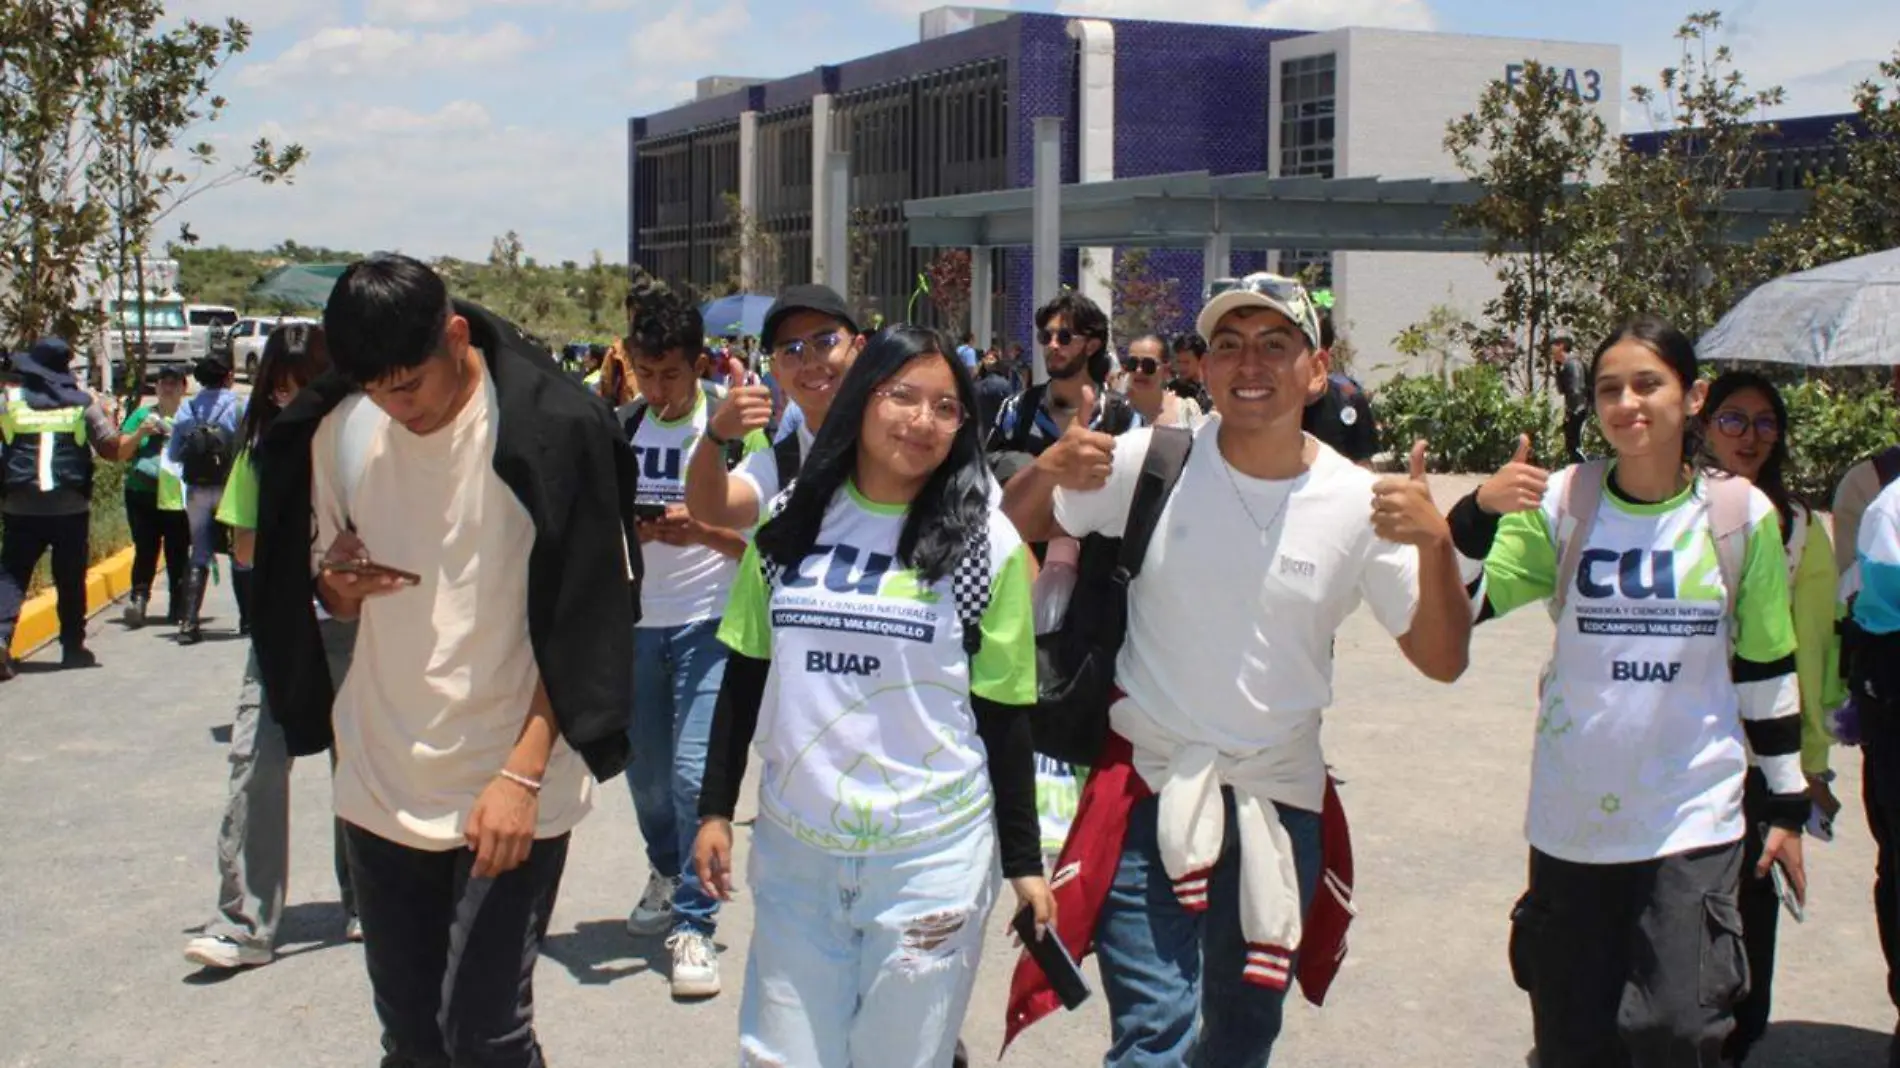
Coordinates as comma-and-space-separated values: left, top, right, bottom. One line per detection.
738, 109, 760, 292
810, 94, 834, 285
1032, 115, 1061, 385
824, 152, 850, 298
969, 246, 992, 348
1202, 232, 1232, 299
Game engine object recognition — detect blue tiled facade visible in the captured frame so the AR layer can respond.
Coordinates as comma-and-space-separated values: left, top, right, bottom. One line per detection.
630, 12, 1307, 349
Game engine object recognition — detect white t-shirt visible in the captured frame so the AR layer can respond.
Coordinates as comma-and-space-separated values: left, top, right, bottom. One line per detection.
632, 389, 759, 627
1053, 420, 1420, 811
719, 484, 1037, 855
312, 376, 592, 851
730, 421, 814, 522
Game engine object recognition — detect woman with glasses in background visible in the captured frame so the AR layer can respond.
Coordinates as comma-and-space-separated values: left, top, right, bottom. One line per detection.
1121, 332, 1202, 429
1699, 370, 1844, 1065
692, 325, 1048, 1067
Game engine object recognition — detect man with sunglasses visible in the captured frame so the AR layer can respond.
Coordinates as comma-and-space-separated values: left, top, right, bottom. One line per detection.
1001, 272, 1472, 1067
684, 284, 866, 530
987, 292, 1138, 484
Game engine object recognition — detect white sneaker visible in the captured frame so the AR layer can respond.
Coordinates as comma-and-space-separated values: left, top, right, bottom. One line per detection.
184, 935, 271, 970
666, 931, 721, 998
626, 871, 681, 936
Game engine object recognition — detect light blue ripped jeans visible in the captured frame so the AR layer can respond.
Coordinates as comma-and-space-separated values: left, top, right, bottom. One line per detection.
737, 815, 1000, 1068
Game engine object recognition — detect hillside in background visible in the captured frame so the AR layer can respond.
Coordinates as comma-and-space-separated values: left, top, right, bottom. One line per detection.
173, 241, 630, 346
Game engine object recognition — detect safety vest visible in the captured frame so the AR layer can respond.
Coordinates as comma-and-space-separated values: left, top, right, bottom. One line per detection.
0, 403, 93, 497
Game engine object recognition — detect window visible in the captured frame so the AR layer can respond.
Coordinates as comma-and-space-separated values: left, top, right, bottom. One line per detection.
1279, 54, 1337, 179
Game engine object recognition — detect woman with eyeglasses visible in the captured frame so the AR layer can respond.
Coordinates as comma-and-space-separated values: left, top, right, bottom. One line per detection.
184, 323, 361, 971
692, 325, 1048, 1067
1699, 370, 1844, 1064
1452, 318, 1811, 1066
1121, 332, 1202, 429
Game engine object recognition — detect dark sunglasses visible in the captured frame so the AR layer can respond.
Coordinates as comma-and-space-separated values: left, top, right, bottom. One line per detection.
1124, 357, 1163, 375
1038, 328, 1076, 347
1712, 410, 1781, 440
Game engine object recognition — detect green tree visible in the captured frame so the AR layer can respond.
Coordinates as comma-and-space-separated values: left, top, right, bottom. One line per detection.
922, 248, 971, 334
1444, 58, 1606, 394
1100, 249, 1185, 344
711, 192, 782, 296
87, 3, 303, 393
1574, 10, 1786, 338
1753, 44, 1900, 273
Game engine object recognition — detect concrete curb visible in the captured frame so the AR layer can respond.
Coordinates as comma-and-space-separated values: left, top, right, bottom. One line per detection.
7, 546, 137, 659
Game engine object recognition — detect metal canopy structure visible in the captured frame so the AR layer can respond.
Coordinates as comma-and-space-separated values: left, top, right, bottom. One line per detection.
903, 170, 1814, 253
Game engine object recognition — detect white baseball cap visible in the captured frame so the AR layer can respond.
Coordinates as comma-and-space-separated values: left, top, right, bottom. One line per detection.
1196, 273, 1323, 350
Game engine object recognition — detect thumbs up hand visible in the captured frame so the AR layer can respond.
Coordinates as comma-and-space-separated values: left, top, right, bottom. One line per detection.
1475, 433, 1549, 517
708, 356, 773, 443
1372, 439, 1452, 547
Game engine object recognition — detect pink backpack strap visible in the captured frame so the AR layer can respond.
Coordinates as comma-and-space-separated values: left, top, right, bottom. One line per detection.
1703, 472, 1755, 634
1550, 460, 1609, 618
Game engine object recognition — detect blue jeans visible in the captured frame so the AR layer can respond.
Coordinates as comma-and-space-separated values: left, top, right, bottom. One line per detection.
625, 620, 726, 936
184, 485, 224, 568
1097, 790, 1323, 1068
739, 815, 999, 1067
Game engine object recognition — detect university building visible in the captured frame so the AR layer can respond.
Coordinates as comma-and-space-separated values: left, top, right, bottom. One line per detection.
629, 6, 1833, 376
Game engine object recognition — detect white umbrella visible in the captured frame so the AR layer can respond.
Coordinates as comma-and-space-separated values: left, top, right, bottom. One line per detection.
1700, 246, 1900, 367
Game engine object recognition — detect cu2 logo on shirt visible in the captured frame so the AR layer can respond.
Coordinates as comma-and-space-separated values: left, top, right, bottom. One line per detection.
784, 543, 941, 604
1576, 549, 1675, 600
631, 445, 683, 482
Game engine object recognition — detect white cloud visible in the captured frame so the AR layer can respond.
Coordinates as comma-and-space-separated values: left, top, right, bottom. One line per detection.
869, 0, 1013, 14
361, 0, 564, 26
236, 22, 542, 87
628, 1, 753, 74
178, 102, 624, 264
1055, 0, 1435, 32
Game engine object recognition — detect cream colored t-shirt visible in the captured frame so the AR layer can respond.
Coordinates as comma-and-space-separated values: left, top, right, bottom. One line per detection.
311, 371, 592, 851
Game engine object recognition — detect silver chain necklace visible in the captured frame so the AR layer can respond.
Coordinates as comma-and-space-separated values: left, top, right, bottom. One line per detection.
1219, 450, 1294, 535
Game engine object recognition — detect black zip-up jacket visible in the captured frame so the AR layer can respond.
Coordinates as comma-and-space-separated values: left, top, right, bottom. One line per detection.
251, 300, 641, 782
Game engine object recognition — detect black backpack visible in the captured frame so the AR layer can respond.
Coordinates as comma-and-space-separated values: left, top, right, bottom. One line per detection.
1004, 384, 1137, 454
177, 419, 234, 488
1030, 425, 1193, 764
1873, 445, 1900, 489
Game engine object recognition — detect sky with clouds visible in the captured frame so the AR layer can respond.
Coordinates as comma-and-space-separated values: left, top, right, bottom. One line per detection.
173, 0, 1900, 264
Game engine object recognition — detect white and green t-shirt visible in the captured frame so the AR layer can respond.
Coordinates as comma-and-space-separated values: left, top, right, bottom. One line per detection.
718, 484, 1037, 855
632, 390, 767, 628
1482, 466, 1799, 864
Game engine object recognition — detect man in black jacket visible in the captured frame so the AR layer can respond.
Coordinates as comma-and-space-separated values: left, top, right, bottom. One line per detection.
250, 255, 637, 1068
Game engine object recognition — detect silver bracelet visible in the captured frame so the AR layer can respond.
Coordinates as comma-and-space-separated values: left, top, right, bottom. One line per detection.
497, 768, 543, 793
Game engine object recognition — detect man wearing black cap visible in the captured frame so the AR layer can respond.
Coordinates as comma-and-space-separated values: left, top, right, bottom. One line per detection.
0, 338, 153, 677
684, 283, 867, 529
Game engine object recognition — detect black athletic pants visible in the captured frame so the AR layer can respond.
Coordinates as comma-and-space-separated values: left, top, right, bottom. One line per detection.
1729, 769, 1780, 1061
1510, 840, 1747, 1067
0, 510, 90, 654
1564, 407, 1589, 464
344, 823, 569, 1068
1866, 701, 1900, 1030
124, 487, 188, 610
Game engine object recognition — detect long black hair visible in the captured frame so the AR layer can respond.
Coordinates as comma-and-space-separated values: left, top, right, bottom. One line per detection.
237, 322, 331, 453
1588, 315, 1702, 470
1703, 370, 1801, 542
755, 324, 990, 584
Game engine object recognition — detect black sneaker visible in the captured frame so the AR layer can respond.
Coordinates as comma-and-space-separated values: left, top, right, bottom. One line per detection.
123, 594, 148, 628
60, 646, 98, 670
0, 656, 15, 682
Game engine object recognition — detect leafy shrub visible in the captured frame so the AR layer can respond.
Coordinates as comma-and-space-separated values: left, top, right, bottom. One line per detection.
1374, 366, 1900, 504
1374, 365, 1561, 473
1782, 380, 1900, 503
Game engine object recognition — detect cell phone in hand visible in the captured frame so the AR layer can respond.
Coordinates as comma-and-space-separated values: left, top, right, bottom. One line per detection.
633, 502, 668, 522
1769, 861, 1805, 923
1012, 905, 1091, 1010
325, 559, 422, 586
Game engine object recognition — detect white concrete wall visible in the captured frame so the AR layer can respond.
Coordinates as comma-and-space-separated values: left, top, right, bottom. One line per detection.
1268, 29, 1623, 382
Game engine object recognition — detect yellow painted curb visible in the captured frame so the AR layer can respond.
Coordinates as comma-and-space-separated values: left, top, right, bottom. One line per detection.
8, 545, 138, 659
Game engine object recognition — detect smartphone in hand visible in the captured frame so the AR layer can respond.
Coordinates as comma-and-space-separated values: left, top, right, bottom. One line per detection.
1012, 905, 1091, 1010
324, 559, 422, 586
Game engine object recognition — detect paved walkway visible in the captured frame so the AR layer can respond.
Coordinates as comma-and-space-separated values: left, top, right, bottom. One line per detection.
0, 480, 1892, 1067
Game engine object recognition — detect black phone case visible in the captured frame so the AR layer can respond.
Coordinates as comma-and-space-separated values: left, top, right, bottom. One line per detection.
1013, 906, 1091, 1010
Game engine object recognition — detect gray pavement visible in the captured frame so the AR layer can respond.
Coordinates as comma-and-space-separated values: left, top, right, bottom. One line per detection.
0, 483, 1893, 1067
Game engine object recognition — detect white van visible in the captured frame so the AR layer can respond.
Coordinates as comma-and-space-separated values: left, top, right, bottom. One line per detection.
185, 303, 239, 365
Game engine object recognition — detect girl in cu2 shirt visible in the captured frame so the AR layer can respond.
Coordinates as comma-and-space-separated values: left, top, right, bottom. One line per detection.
692, 325, 1046, 1068
1449, 317, 1809, 1068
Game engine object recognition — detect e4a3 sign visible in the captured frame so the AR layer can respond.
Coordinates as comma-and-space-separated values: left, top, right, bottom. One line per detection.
1505, 62, 1604, 104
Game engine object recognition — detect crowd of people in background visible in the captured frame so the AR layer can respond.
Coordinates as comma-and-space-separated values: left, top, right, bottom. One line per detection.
5, 256, 1900, 1068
